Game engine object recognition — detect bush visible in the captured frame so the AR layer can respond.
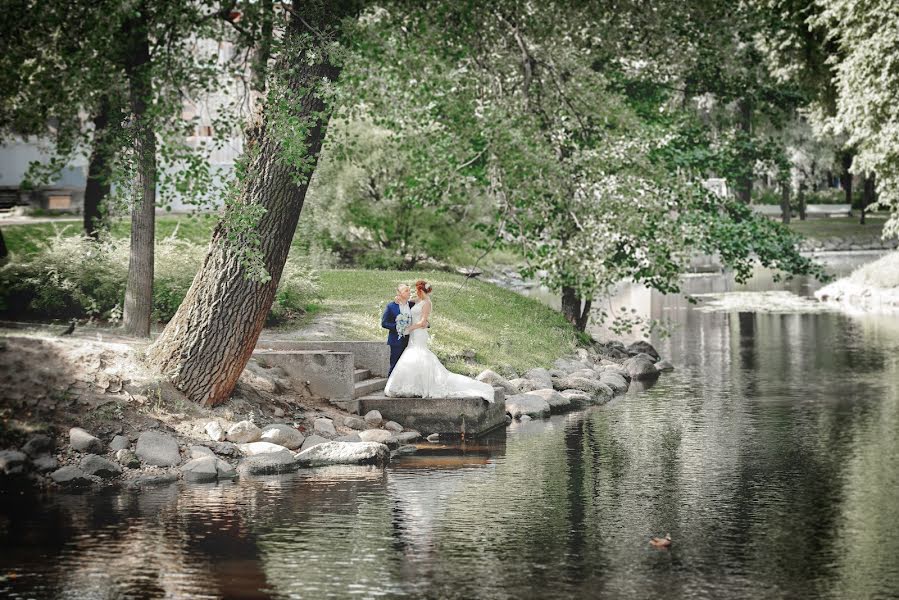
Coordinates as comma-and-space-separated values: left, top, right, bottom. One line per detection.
0, 229, 323, 324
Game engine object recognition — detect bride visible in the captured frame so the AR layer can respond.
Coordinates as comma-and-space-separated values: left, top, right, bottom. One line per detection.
384, 280, 495, 402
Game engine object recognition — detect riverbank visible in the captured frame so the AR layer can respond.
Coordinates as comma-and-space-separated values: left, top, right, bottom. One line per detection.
815, 251, 899, 313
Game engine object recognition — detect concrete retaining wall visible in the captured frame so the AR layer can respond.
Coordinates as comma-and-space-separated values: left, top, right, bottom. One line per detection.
255, 340, 390, 377
251, 350, 355, 407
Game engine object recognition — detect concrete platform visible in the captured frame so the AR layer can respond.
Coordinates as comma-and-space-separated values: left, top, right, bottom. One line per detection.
358, 387, 507, 438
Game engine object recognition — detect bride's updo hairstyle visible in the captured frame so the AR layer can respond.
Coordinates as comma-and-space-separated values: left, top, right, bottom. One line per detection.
415, 280, 432, 297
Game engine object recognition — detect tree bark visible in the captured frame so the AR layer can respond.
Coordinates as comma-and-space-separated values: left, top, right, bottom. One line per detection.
737, 98, 753, 205
0, 228, 7, 260
122, 6, 156, 338
862, 173, 875, 225
251, 0, 273, 93
146, 1, 349, 406
83, 97, 111, 239
798, 183, 807, 221
841, 150, 853, 218
780, 181, 791, 224
561, 286, 591, 332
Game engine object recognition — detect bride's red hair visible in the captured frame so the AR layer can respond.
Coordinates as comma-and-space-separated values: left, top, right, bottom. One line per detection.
415, 280, 432, 296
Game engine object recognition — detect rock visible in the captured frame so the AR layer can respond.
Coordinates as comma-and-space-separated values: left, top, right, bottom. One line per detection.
626, 340, 660, 361
395, 445, 418, 455
313, 418, 337, 437
237, 450, 299, 476
343, 416, 366, 430
358, 429, 394, 444
335, 433, 362, 442
216, 459, 237, 479
22, 434, 53, 457
508, 378, 540, 393
109, 435, 130, 452
226, 421, 262, 444
394, 431, 420, 444
505, 393, 551, 419
553, 376, 609, 397
559, 389, 592, 407
364, 410, 383, 427
622, 356, 659, 381
631, 352, 657, 364
50, 466, 92, 487
0, 450, 27, 475
273, 407, 285, 418
570, 368, 598, 380
596, 364, 630, 380
384, 421, 403, 433
526, 388, 571, 413
476, 369, 516, 394
69, 427, 103, 453
32, 454, 58, 472
207, 441, 241, 457
519, 414, 532, 422
260, 424, 305, 450
180, 456, 219, 483
126, 473, 179, 488
190, 445, 215, 459
299, 434, 330, 452
205, 421, 226, 442
553, 357, 585, 373
426, 433, 440, 443
239, 441, 289, 456
135, 431, 182, 467
522, 368, 553, 388
115, 449, 140, 468
595, 342, 629, 359
655, 360, 674, 372
599, 372, 629, 394
295, 441, 390, 467
80, 454, 122, 479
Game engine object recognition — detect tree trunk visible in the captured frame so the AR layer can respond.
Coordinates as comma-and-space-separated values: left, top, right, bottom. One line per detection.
737, 98, 753, 205
0, 228, 7, 260
83, 97, 111, 239
862, 173, 875, 225
251, 0, 273, 93
798, 183, 807, 221
146, 2, 347, 406
780, 181, 791, 224
122, 7, 156, 338
841, 151, 853, 222
561, 286, 592, 332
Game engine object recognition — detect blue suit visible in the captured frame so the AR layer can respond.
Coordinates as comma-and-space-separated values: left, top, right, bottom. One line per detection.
382, 301, 414, 375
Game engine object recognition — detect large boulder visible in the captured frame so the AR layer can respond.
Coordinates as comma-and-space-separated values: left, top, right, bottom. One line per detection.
313, 418, 337, 437
522, 368, 553, 389
622, 356, 659, 381
358, 429, 393, 444
570, 368, 599, 380
655, 360, 674, 372
109, 435, 130, 452
299, 434, 330, 452
226, 421, 262, 443
22, 434, 53, 457
476, 370, 516, 395
69, 427, 103, 453
343, 416, 366, 430
0, 450, 26, 475
626, 340, 660, 361
505, 393, 551, 419
205, 421, 226, 442
50, 466, 92, 487
526, 388, 571, 413
80, 454, 122, 479
32, 454, 59, 473
135, 431, 182, 467
364, 410, 383, 427
594, 342, 629, 360
237, 450, 299, 476
180, 456, 218, 483
596, 364, 630, 381
384, 421, 403, 433
239, 441, 289, 456
260, 424, 304, 450
599, 372, 629, 394
508, 378, 541, 393
394, 431, 420, 444
559, 389, 592, 407
295, 441, 390, 467
190, 445, 216, 459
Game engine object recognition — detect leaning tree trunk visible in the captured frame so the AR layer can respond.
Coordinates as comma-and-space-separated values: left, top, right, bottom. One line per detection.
122, 7, 156, 337
83, 97, 111, 239
146, 2, 346, 406
561, 286, 592, 332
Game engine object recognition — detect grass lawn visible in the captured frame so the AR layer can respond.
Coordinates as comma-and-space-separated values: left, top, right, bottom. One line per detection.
787, 214, 888, 241
318, 269, 579, 377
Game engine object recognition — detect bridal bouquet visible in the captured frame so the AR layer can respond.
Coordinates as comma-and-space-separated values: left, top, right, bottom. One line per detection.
395, 313, 412, 337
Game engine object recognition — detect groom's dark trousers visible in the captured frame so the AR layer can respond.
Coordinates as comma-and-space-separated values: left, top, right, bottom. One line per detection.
382, 301, 412, 376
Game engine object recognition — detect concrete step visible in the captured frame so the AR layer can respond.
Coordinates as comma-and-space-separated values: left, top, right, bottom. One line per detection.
354, 377, 387, 399
354, 368, 371, 383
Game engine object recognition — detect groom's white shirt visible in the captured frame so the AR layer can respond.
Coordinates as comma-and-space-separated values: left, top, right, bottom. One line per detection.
398, 301, 411, 316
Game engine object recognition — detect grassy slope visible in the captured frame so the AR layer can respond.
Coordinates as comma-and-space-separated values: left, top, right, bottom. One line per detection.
318, 270, 578, 377
786, 215, 888, 241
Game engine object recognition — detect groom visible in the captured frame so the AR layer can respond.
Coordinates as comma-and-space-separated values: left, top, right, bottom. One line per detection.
381, 283, 414, 376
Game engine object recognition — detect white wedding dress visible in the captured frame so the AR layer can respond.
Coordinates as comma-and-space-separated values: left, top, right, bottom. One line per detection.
384, 301, 495, 402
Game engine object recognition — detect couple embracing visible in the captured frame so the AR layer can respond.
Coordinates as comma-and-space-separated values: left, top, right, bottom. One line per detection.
380, 280, 494, 402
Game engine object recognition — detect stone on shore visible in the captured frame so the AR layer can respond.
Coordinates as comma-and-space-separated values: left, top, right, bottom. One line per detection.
622, 356, 659, 381
300, 434, 330, 452
364, 410, 383, 427
596, 364, 630, 380
260, 424, 304, 450
205, 421, 226, 442
32, 454, 58, 472
180, 456, 219, 483
526, 388, 571, 413
313, 418, 337, 437
627, 340, 660, 361
384, 421, 403, 433
509, 378, 541, 393
190, 445, 215, 459
239, 441, 289, 456
570, 368, 599, 380
553, 376, 608, 396
0, 450, 27, 475
115, 449, 140, 468
522, 368, 553, 388
335, 433, 362, 442
50, 466, 92, 487
394, 431, 420, 444
216, 459, 237, 479
295, 441, 390, 467
559, 389, 592, 407
208, 441, 241, 457
80, 454, 122, 479
656, 360, 674, 371
505, 393, 551, 419
358, 429, 394, 444
343, 416, 366, 430
135, 431, 182, 467
22, 434, 53, 457
519, 414, 532, 422
226, 421, 262, 443
237, 450, 299, 476
476, 369, 516, 394
69, 427, 103, 453
109, 435, 130, 452
599, 372, 629, 394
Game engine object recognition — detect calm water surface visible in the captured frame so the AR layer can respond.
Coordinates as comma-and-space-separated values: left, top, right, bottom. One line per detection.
2, 253, 899, 599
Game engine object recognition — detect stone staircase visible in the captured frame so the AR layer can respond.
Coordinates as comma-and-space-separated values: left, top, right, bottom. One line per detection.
353, 368, 387, 399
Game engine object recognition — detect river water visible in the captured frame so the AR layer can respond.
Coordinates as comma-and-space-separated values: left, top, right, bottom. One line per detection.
2, 253, 898, 599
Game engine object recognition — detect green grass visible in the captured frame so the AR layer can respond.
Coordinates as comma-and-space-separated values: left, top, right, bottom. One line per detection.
787, 215, 888, 241
317, 269, 578, 376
